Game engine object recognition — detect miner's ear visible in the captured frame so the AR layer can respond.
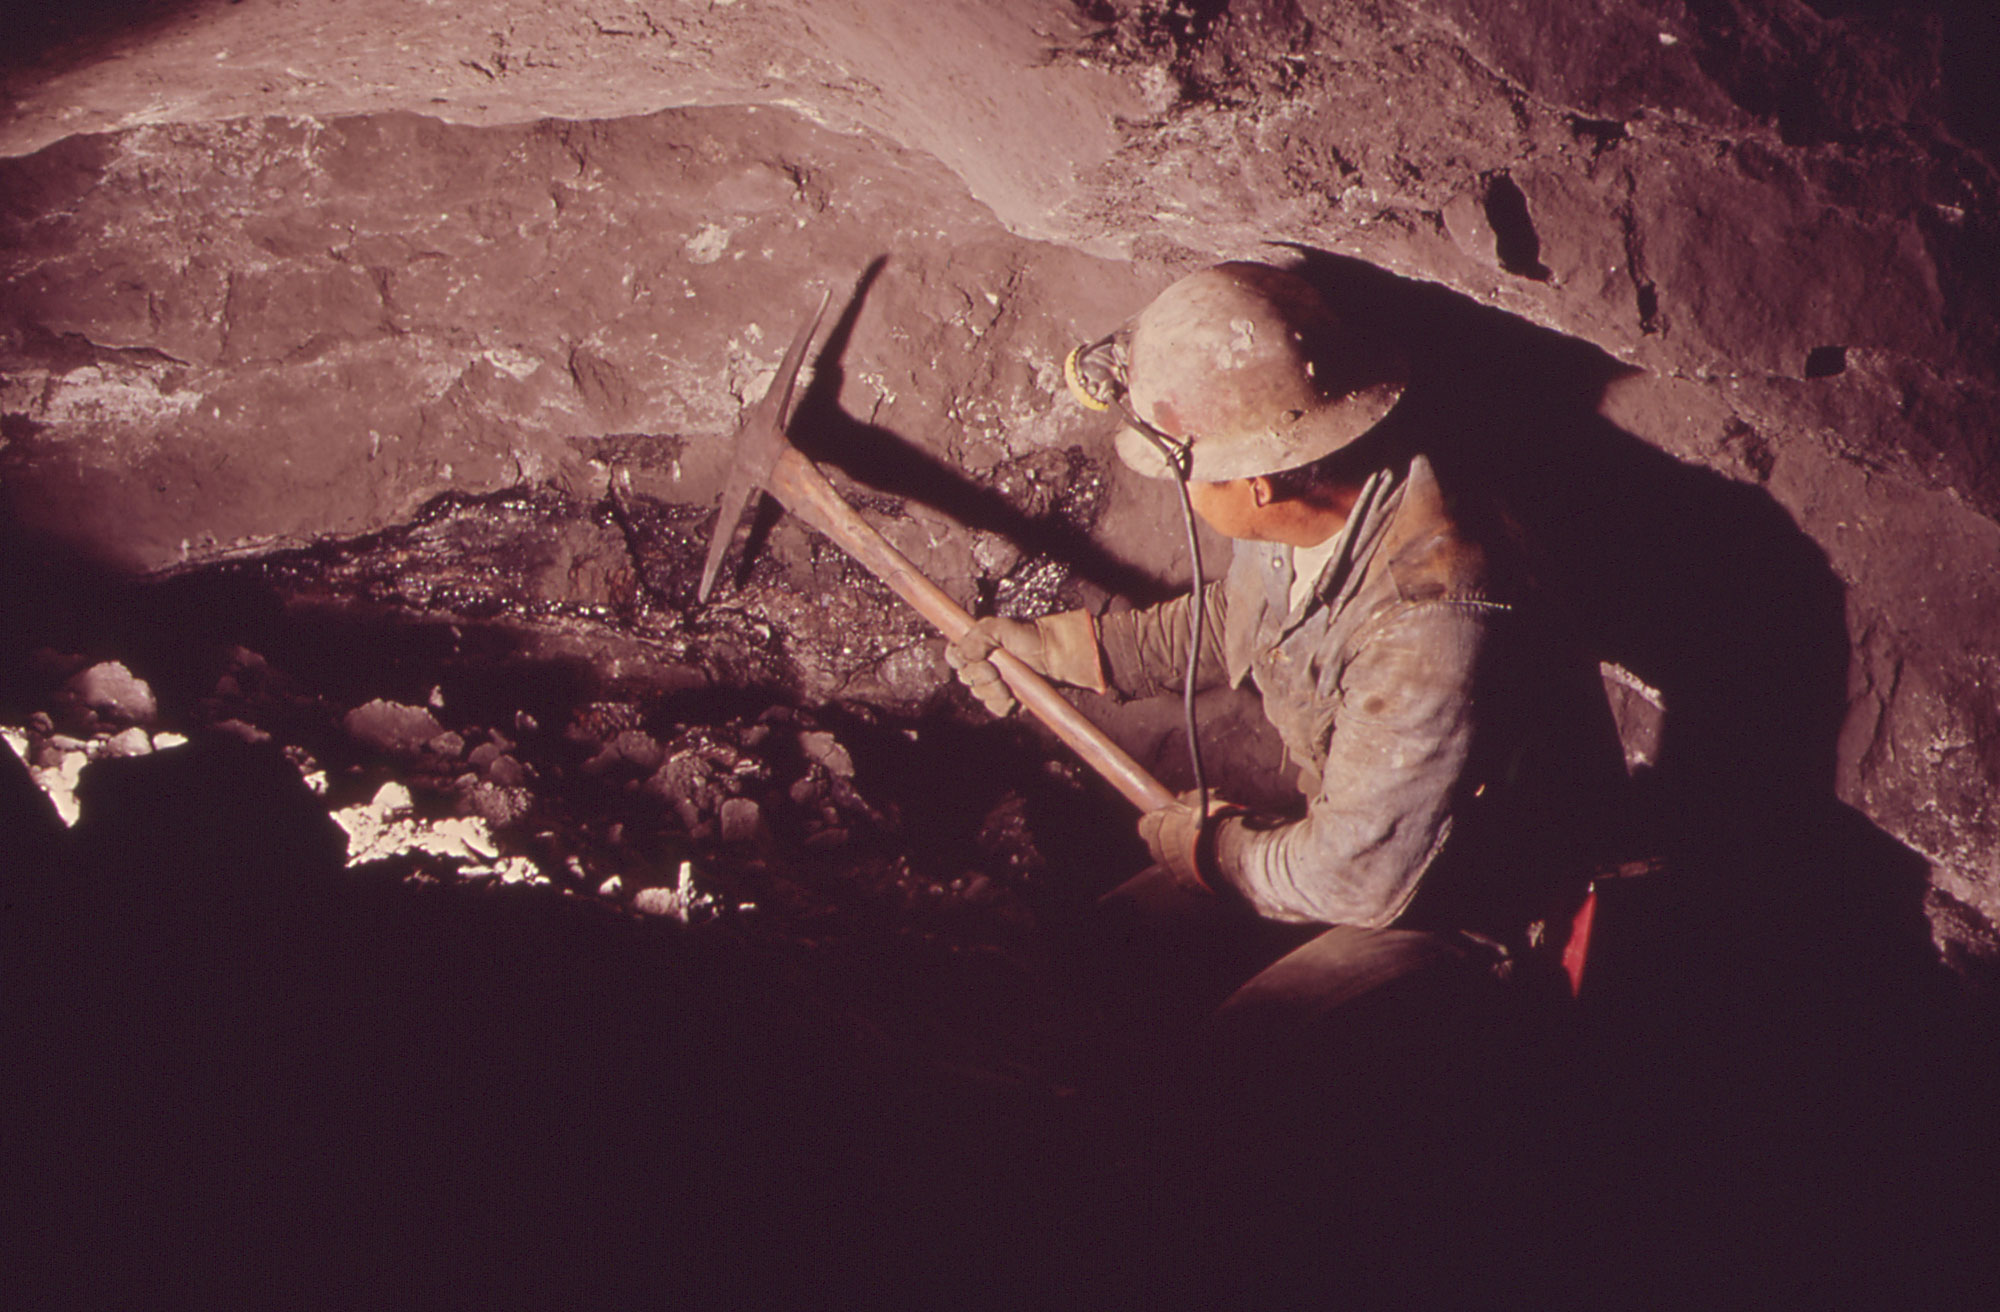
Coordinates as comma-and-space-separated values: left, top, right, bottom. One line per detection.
1249, 475, 1276, 508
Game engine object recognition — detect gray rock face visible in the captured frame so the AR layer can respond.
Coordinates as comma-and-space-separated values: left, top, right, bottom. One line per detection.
2, 0, 1996, 968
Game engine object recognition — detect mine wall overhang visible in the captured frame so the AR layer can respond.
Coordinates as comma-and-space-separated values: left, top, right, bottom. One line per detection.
3, 0, 1997, 969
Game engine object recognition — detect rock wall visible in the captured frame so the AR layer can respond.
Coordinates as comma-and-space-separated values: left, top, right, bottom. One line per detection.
3, 0, 1996, 968
0, 106, 1156, 571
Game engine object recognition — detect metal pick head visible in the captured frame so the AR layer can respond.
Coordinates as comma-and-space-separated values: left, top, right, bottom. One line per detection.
696, 289, 832, 605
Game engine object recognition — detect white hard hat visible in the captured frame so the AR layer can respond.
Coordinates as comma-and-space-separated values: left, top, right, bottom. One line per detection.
1099, 262, 1407, 481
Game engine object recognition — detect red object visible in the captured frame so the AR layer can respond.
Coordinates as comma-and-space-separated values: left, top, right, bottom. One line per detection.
1561, 887, 1598, 997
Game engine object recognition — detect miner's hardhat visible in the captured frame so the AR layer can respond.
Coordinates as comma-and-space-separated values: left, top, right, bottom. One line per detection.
1072, 262, 1407, 482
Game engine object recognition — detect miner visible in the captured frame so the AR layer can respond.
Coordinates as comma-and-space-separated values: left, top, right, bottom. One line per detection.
948, 261, 1622, 1030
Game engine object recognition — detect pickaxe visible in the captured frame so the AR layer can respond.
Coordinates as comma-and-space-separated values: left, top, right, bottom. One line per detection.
697, 292, 1175, 814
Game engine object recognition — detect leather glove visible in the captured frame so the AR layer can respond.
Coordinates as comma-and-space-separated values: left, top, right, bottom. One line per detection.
945, 610, 1105, 717
1138, 791, 1241, 894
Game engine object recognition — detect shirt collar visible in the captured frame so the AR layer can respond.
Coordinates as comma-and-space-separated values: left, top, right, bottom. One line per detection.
1282, 459, 1409, 620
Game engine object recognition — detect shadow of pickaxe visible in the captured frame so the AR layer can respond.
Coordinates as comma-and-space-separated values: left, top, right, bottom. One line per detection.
697, 290, 1173, 814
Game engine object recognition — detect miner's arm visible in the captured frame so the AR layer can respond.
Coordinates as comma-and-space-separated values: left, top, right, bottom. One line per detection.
1095, 580, 1233, 700
1210, 598, 1497, 926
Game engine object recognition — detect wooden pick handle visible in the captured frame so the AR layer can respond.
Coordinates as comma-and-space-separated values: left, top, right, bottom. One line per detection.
765, 444, 1176, 814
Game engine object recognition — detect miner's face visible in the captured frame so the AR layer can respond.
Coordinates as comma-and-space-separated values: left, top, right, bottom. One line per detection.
1186, 478, 1269, 541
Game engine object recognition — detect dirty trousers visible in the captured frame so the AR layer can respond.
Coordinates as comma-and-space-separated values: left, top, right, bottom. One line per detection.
1095, 865, 1499, 1042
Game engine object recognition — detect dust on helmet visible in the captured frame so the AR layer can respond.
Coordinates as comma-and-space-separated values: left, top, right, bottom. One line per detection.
1074, 262, 1407, 482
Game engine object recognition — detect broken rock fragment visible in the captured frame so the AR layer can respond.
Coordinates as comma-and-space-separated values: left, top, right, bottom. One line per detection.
62, 661, 157, 727
485, 753, 529, 788
454, 775, 533, 826
99, 726, 154, 758
584, 728, 666, 774
631, 862, 713, 921
425, 731, 467, 760
718, 796, 766, 845
342, 699, 447, 756
798, 729, 855, 779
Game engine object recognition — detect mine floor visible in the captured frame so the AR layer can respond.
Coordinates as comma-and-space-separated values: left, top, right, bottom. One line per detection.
5, 497, 1995, 1309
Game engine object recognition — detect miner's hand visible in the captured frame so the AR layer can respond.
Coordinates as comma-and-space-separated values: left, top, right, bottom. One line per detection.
946, 617, 1042, 716
946, 611, 1105, 717
1138, 791, 1242, 893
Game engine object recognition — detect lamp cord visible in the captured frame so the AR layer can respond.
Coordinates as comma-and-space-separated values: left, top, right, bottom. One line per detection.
1122, 402, 1209, 822
1068, 340, 1212, 824
1168, 472, 1210, 821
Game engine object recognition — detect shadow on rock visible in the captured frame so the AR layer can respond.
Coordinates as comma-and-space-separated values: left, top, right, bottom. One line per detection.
769, 255, 1176, 609
0, 0, 214, 75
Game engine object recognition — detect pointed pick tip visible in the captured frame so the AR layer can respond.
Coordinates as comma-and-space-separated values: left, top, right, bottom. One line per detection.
696, 527, 729, 606
695, 289, 833, 607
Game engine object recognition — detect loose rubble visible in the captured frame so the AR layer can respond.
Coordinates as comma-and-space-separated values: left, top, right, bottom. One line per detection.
1, 483, 1125, 970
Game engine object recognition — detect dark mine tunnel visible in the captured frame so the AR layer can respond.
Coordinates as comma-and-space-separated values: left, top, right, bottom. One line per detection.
5, 3, 2000, 1308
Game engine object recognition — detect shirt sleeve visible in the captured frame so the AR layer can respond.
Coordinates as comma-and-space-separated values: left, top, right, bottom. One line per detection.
1095, 580, 1233, 701
1211, 598, 1497, 926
